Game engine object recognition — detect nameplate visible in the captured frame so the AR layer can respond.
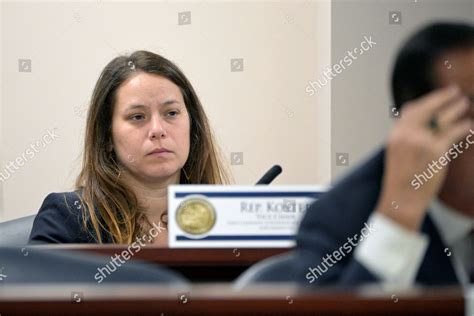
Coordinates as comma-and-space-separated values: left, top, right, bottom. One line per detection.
168, 185, 325, 248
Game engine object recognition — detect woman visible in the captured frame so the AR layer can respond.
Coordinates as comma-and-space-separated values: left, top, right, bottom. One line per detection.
29, 51, 231, 246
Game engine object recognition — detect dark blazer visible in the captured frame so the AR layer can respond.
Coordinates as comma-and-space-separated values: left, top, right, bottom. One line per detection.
29, 191, 113, 244
294, 148, 458, 287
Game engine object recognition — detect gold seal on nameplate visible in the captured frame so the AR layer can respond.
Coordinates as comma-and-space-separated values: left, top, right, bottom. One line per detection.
176, 197, 216, 235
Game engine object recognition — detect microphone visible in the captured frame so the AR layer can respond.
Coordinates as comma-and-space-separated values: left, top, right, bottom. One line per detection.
256, 165, 282, 185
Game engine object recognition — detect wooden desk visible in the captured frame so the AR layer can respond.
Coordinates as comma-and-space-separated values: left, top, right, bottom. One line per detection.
0, 284, 465, 315
35, 245, 289, 282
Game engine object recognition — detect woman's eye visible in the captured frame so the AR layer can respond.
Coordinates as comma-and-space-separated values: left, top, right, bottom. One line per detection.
130, 114, 145, 121
167, 110, 179, 118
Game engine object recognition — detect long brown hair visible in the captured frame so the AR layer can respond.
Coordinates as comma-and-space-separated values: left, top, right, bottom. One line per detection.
74, 51, 231, 243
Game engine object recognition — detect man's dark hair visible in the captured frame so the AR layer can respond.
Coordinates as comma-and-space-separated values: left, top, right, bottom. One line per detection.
392, 21, 474, 110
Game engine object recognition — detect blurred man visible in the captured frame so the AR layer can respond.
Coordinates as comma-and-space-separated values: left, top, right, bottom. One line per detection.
296, 22, 474, 287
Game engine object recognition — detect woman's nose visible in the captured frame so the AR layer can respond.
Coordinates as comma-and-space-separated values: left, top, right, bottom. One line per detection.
149, 115, 167, 139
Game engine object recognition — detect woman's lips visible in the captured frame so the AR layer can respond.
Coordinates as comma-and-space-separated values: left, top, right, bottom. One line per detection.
147, 149, 172, 156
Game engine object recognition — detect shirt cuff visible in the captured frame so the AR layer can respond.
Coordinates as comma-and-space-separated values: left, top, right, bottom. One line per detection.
354, 212, 429, 286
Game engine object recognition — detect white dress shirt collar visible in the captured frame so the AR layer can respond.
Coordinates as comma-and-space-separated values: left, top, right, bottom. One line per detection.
429, 198, 473, 247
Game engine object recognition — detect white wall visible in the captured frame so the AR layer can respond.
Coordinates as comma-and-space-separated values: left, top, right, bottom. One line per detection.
331, 0, 474, 180
0, 0, 332, 222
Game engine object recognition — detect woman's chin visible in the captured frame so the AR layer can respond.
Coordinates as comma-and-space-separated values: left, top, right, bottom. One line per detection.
140, 169, 181, 183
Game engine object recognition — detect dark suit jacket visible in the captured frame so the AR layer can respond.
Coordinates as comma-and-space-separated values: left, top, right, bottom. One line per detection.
295, 148, 459, 286
29, 191, 113, 244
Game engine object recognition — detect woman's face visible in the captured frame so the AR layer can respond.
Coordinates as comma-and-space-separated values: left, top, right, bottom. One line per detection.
111, 72, 190, 184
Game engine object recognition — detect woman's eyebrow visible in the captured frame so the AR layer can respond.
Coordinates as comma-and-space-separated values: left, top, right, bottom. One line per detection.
161, 99, 180, 106
126, 104, 148, 111
125, 100, 180, 111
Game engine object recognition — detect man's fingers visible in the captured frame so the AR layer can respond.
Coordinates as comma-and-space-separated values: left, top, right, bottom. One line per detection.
414, 85, 462, 121
437, 96, 470, 130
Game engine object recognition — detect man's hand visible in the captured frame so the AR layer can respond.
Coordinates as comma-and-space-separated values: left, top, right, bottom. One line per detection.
376, 85, 472, 231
